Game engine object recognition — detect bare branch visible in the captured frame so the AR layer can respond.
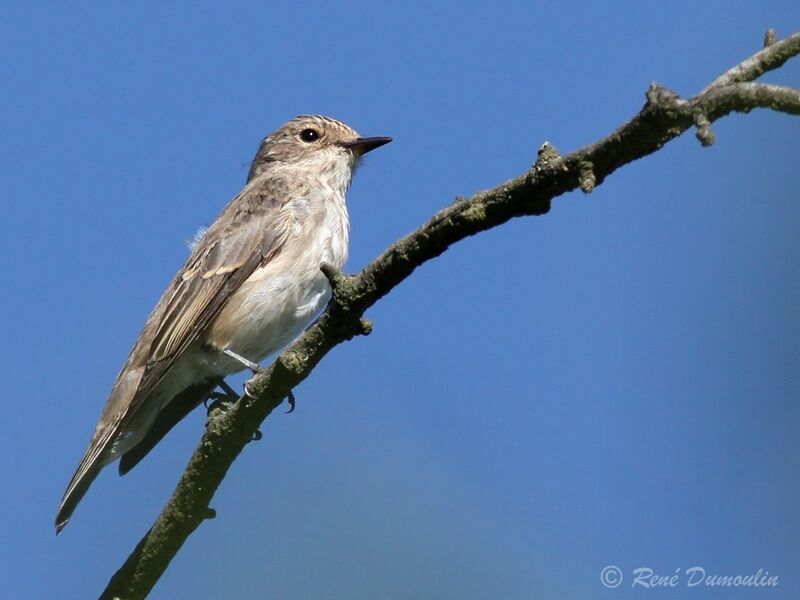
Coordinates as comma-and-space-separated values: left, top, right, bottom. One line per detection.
701, 82, 800, 117
700, 30, 800, 93
100, 31, 800, 600
764, 28, 778, 48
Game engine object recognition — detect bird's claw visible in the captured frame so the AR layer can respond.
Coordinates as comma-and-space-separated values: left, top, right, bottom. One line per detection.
205, 378, 241, 415
242, 381, 295, 413
204, 392, 228, 410
205, 396, 236, 418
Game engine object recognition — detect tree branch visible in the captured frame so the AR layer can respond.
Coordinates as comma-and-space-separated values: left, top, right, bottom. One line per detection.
700, 30, 800, 93
100, 30, 800, 599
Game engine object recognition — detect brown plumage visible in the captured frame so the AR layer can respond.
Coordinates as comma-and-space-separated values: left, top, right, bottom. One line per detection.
56, 116, 391, 532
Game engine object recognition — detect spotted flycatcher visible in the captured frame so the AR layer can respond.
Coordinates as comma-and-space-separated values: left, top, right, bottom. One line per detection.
56, 115, 391, 532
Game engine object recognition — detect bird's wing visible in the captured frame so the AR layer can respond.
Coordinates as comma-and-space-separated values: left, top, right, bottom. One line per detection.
56, 181, 293, 531
138, 197, 289, 400
117, 378, 219, 475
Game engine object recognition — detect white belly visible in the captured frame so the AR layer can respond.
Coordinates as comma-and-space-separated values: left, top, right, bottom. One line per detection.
223, 260, 333, 360
201, 207, 349, 374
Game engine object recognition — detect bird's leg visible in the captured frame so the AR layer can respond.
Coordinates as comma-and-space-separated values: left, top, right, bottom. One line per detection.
204, 378, 239, 407
217, 378, 240, 398
222, 349, 278, 427
223, 349, 296, 415
203, 377, 263, 441
204, 377, 239, 415
220, 349, 295, 424
222, 348, 264, 374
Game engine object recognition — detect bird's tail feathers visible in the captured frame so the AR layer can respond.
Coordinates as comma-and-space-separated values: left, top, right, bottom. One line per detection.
55, 429, 116, 534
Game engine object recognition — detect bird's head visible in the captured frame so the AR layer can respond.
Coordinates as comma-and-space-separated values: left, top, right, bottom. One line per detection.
247, 115, 391, 183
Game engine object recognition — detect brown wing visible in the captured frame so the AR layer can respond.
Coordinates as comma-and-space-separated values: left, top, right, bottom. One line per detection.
56, 182, 292, 532
136, 200, 287, 406
117, 378, 219, 475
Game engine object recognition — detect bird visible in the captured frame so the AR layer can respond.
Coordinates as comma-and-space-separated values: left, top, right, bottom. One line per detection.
55, 115, 391, 533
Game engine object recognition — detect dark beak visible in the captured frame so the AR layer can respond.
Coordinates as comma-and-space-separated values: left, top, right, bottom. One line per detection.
341, 136, 393, 155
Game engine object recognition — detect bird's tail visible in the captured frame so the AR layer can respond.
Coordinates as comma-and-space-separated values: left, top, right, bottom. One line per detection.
56, 361, 149, 533
55, 457, 104, 534
55, 423, 119, 534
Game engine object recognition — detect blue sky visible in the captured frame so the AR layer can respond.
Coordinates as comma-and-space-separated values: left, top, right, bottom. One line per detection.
1, 2, 799, 598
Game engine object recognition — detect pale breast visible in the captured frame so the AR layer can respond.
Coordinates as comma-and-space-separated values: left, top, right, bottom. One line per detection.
204, 190, 350, 369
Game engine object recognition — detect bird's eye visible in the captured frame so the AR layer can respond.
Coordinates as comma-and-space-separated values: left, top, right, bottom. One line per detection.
300, 128, 320, 143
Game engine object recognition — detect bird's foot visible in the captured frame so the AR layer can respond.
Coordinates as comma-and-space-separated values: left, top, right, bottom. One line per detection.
243, 378, 258, 399
204, 393, 236, 417
203, 378, 263, 442
242, 380, 296, 415
204, 378, 240, 416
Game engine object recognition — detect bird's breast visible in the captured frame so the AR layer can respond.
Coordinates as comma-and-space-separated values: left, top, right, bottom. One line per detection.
203, 196, 349, 369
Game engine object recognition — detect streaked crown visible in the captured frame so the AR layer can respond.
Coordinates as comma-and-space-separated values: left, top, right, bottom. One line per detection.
247, 115, 362, 181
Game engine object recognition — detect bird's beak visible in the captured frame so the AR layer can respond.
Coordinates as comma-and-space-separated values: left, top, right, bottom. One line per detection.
340, 136, 393, 155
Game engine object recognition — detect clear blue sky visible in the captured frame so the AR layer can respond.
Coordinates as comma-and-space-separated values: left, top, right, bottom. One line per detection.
1, 2, 798, 598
